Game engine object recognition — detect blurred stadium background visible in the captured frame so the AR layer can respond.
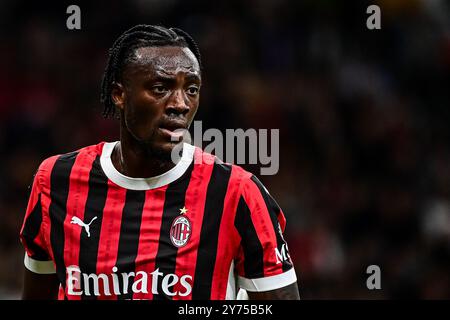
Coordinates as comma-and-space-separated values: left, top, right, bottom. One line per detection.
0, 0, 449, 299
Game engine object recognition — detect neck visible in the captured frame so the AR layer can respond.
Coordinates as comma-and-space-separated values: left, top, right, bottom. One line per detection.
111, 127, 178, 178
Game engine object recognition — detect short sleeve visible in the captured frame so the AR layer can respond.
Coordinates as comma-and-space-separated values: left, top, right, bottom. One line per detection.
19, 169, 55, 274
234, 174, 297, 292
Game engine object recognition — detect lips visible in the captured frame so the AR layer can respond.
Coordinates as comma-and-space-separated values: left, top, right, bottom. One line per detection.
159, 120, 187, 132
158, 119, 188, 140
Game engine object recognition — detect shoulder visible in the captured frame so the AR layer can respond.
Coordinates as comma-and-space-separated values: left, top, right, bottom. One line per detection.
193, 145, 255, 190
195, 146, 275, 203
35, 142, 107, 187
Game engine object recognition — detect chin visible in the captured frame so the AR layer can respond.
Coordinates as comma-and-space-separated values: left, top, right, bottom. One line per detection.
159, 140, 185, 161
140, 138, 183, 163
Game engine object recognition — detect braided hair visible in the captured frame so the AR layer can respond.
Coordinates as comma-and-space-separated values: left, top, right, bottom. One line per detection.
100, 25, 202, 118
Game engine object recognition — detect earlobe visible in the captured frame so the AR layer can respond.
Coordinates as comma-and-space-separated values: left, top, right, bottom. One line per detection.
111, 82, 125, 111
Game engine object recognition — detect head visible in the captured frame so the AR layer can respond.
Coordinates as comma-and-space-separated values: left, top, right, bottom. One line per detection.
101, 25, 202, 159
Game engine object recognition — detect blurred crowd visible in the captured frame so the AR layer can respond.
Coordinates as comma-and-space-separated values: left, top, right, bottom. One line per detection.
0, 0, 449, 299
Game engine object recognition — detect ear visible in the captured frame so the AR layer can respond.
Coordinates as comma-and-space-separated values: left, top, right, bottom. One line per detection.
111, 82, 126, 111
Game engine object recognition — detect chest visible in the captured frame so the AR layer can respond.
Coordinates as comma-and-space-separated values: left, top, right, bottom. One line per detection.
48, 187, 237, 273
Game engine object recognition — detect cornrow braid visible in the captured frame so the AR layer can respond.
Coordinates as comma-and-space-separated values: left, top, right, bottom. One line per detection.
100, 24, 202, 118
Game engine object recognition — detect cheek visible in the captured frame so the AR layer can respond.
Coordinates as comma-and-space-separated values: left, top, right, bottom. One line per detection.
186, 99, 200, 124
124, 93, 161, 138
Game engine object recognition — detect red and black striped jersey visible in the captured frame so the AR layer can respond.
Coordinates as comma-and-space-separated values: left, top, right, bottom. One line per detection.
20, 141, 297, 300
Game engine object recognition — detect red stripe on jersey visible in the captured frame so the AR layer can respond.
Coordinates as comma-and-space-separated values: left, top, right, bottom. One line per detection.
132, 186, 167, 300
32, 221, 49, 258
173, 148, 214, 300
243, 177, 283, 277
20, 192, 49, 260
38, 156, 59, 263
234, 245, 245, 279
278, 208, 287, 232
58, 285, 65, 300
20, 175, 41, 233
62, 151, 96, 300
96, 180, 127, 300
210, 166, 243, 299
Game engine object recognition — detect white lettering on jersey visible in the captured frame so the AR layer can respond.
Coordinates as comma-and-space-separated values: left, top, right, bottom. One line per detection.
275, 243, 291, 264
66, 266, 193, 298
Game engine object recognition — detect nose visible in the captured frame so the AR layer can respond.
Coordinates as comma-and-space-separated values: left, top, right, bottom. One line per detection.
166, 89, 189, 116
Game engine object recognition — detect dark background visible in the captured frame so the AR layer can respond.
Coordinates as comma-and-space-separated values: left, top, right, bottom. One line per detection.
0, 0, 449, 299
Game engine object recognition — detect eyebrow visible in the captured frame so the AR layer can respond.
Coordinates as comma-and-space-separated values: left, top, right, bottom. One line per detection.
152, 72, 201, 82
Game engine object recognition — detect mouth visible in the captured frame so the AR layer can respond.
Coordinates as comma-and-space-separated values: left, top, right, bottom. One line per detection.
158, 120, 188, 141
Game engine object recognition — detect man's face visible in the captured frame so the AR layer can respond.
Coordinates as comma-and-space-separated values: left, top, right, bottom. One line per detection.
112, 46, 201, 158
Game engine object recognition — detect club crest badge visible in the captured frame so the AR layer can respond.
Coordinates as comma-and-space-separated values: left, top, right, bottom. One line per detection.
170, 215, 191, 248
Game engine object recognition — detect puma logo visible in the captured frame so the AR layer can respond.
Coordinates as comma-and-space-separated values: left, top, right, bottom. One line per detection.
70, 216, 97, 237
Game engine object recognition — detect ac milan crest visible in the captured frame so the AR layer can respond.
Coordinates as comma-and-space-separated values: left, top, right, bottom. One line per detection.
170, 215, 191, 248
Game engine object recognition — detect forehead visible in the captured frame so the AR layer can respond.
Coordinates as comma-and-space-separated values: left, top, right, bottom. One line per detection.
129, 46, 200, 74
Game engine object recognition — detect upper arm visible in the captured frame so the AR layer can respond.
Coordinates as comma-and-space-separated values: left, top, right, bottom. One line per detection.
247, 282, 300, 300
20, 168, 52, 262
22, 268, 59, 300
20, 167, 59, 299
234, 174, 299, 298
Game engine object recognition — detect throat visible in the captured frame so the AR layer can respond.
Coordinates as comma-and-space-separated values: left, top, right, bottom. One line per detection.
111, 142, 178, 178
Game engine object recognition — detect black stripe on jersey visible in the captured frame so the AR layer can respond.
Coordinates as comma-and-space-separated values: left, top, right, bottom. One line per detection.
250, 175, 292, 272
192, 163, 232, 300
49, 152, 78, 288
79, 156, 108, 300
153, 162, 194, 300
22, 194, 49, 260
234, 195, 264, 278
115, 190, 146, 300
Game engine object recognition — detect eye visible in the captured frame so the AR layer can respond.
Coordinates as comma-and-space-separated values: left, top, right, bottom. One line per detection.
152, 85, 168, 95
186, 86, 199, 96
